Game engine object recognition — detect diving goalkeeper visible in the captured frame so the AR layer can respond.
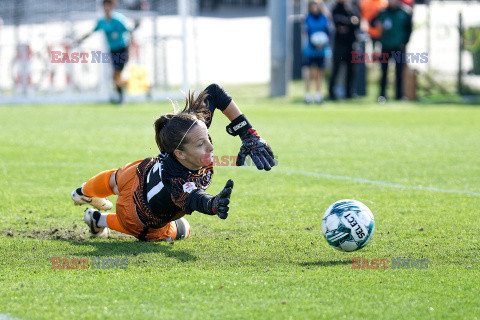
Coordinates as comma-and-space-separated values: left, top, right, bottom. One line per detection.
71, 84, 276, 241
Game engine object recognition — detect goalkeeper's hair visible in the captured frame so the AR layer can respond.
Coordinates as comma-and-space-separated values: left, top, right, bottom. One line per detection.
154, 91, 210, 154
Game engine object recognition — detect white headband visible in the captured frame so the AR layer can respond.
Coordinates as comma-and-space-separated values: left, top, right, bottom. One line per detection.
175, 119, 198, 150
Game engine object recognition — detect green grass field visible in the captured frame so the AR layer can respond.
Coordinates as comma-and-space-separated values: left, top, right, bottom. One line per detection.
1, 85, 479, 319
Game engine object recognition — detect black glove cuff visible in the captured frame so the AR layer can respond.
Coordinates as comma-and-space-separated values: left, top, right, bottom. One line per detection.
226, 114, 252, 137
207, 197, 216, 215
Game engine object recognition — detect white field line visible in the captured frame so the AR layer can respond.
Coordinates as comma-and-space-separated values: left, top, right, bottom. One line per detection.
276, 169, 480, 197
0, 315, 21, 320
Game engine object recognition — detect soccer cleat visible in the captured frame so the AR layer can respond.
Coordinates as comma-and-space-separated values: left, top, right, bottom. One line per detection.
110, 86, 125, 105
118, 87, 124, 105
71, 187, 113, 211
83, 208, 109, 238
174, 217, 191, 240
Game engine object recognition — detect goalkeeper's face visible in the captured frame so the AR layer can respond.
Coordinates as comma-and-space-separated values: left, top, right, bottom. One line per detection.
176, 121, 214, 171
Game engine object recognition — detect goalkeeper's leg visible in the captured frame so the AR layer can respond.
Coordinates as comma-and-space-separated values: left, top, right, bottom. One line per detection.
97, 210, 190, 241
71, 169, 117, 211
113, 71, 125, 104
82, 209, 135, 238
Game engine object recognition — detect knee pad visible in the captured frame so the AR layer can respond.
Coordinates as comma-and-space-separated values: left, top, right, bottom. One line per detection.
174, 217, 190, 240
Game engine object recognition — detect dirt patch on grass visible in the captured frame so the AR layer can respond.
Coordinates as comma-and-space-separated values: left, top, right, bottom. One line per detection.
1, 225, 132, 241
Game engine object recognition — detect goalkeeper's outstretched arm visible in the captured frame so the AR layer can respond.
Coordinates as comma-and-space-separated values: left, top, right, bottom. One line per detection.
224, 105, 276, 171
202, 83, 276, 171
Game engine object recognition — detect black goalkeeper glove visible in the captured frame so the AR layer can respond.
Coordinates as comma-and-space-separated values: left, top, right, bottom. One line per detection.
226, 114, 276, 171
209, 179, 234, 219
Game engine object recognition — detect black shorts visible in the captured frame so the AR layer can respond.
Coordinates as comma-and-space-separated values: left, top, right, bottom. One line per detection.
110, 47, 129, 71
303, 56, 325, 69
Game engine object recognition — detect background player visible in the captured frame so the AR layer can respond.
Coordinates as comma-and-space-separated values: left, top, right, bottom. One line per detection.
74, 0, 138, 104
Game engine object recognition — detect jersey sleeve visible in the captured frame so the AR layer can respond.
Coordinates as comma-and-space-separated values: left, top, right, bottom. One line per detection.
116, 18, 129, 33
201, 83, 232, 129
204, 83, 232, 112
168, 176, 214, 215
331, 7, 342, 26
322, 15, 331, 38
93, 19, 101, 32
185, 189, 215, 215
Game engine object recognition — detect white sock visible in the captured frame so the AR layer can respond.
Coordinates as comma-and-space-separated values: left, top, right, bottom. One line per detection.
97, 213, 109, 228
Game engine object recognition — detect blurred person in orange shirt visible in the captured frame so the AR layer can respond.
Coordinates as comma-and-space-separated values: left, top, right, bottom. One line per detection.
360, 0, 387, 49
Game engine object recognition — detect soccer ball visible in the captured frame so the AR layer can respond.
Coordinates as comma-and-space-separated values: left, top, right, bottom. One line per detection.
310, 31, 329, 47
321, 199, 375, 252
